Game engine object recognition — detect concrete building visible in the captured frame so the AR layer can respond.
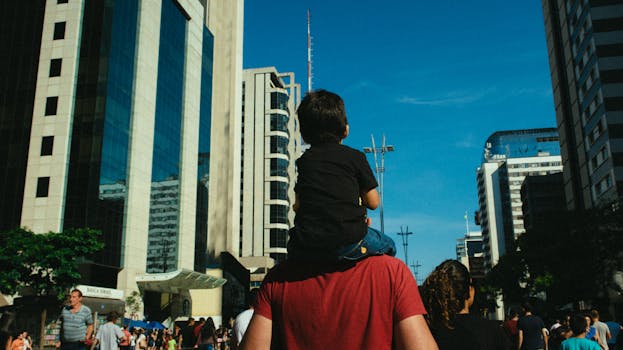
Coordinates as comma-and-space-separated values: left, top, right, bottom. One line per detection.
542, 0, 623, 210
238, 67, 301, 287
0, 0, 243, 320
521, 172, 566, 232
456, 231, 485, 281
476, 128, 563, 272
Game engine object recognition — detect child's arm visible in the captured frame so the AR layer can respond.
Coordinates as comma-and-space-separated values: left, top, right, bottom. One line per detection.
360, 188, 380, 210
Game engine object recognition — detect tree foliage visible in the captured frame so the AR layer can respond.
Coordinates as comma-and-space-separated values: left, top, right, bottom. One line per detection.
0, 227, 104, 300
484, 205, 623, 309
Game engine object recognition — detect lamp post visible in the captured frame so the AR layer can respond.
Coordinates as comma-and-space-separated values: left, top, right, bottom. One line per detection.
363, 134, 394, 233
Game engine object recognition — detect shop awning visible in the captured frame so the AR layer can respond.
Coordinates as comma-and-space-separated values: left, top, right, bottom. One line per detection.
136, 269, 227, 294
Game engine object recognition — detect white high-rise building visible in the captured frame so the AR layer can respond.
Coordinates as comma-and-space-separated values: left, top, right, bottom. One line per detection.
476, 128, 563, 320
238, 67, 301, 286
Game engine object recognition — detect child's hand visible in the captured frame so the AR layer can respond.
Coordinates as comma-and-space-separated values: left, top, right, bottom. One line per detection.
366, 217, 372, 226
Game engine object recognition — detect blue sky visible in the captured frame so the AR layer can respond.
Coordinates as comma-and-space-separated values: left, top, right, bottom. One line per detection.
243, 0, 557, 281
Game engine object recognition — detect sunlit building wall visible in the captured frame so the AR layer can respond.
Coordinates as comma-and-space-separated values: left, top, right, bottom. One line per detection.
542, 0, 623, 210
238, 67, 301, 286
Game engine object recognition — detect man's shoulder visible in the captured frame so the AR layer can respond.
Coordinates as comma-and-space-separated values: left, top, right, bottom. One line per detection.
268, 255, 404, 279
79, 305, 92, 314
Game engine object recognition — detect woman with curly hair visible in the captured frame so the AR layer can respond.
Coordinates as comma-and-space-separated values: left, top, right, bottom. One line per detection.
421, 260, 509, 350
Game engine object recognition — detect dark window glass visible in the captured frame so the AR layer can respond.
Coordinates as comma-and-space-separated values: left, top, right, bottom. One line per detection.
270, 181, 288, 200
270, 135, 289, 156
36, 177, 50, 197
601, 69, 623, 84
45, 96, 58, 116
57, 0, 69, 3
270, 113, 289, 133
53, 22, 66, 40
592, 17, 623, 33
608, 124, 623, 138
270, 92, 288, 110
270, 158, 288, 177
612, 152, 623, 167
605, 97, 623, 111
49, 58, 62, 77
41, 136, 54, 156
270, 204, 288, 224
270, 228, 288, 248
596, 44, 623, 58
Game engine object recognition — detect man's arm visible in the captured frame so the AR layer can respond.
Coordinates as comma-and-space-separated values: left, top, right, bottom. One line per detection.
393, 315, 438, 350
541, 328, 548, 350
517, 330, 523, 350
85, 324, 93, 342
238, 314, 271, 350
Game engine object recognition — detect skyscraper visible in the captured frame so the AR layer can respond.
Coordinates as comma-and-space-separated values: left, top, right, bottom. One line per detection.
238, 67, 301, 286
476, 129, 562, 270
0, 0, 241, 318
542, 0, 623, 210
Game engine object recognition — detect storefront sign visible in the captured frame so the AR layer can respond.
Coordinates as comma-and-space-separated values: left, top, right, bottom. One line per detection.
76, 284, 124, 300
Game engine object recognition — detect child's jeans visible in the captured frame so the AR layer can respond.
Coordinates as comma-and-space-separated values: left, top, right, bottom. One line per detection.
287, 227, 396, 262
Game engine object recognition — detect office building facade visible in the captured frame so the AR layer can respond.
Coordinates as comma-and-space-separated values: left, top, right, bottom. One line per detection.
0, 0, 241, 318
238, 67, 301, 285
542, 0, 623, 210
476, 129, 563, 271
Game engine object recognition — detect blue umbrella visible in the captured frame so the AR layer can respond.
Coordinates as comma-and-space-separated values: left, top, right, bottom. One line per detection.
127, 320, 149, 329
147, 321, 165, 330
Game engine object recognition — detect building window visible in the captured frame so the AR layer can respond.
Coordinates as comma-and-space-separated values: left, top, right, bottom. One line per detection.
270, 181, 288, 200
270, 228, 288, 248
53, 22, 66, 40
36, 177, 50, 197
57, 0, 69, 3
270, 205, 288, 224
49, 58, 62, 77
270, 158, 289, 177
41, 136, 54, 156
45, 96, 58, 116
270, 92, 288, 110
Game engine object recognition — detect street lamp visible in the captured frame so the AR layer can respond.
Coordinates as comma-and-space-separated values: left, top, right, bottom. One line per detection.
363, 134, 394, 233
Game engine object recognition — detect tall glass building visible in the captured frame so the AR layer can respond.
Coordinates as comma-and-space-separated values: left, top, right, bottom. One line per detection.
542, 0, 623, 210
0, 0, 235, 318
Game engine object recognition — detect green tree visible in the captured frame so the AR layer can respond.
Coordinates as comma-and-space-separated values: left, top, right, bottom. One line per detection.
484, 205, 623, 311
0, 227, 104, 300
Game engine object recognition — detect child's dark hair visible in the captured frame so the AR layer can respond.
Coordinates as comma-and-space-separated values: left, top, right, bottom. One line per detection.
297, 89, 348, 145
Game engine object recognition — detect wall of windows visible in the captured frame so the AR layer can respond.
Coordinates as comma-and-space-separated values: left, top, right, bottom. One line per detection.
147, 0, 187, 273
64, 0, 138, 269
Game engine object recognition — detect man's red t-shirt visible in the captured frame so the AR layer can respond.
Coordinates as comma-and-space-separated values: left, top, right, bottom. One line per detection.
254, 255, 427, 349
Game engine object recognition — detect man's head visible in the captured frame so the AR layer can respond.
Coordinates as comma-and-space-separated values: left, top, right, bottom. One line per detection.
571, 314, 589, 335
297, 89, 348, 146
188, 317, 195, 326
521, 302, 533, 314
69, 289, 83, 308
107, 311, 119, 323
590, 309, 600, 321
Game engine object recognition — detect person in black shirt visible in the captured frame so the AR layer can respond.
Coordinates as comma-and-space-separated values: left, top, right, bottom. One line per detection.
288, 89, 396, 261
421, 260, 510, 350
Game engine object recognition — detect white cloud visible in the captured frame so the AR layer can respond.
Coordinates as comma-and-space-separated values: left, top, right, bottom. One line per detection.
397, 89, 493, 107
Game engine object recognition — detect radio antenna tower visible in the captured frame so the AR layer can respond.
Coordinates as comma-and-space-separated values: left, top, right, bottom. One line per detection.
307, 9, 313, 92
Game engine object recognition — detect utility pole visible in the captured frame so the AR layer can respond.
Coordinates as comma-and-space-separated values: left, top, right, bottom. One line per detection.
363, 134, 394, 233
396, 225, 413, 265
410, 260, 422, 282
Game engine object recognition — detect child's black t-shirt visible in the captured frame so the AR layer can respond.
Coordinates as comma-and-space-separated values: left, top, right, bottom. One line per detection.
292, 143, 377, 250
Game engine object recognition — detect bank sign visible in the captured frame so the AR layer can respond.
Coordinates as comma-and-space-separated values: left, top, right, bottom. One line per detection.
76, 285, 125, 300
